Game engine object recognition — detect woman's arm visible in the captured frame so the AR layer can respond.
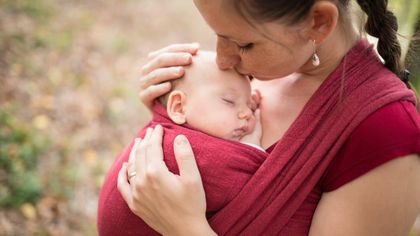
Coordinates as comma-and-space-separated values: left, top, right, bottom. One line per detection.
117, 126, 217, 236
309, 155, 420, 236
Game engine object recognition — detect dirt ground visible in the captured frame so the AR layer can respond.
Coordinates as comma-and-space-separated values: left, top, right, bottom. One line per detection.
0, 0, 419, 235
1, 0, 213, 235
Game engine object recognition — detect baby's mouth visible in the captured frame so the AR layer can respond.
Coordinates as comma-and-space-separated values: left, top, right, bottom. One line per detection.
232, 126, 248, 138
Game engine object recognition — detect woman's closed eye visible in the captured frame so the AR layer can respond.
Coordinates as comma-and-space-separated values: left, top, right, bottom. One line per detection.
237, 43, 254, 53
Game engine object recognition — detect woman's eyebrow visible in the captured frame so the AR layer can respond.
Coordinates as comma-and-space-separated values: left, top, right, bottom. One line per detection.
216, 33, 233, 40
216, 33, 229, 39
216, 33, 252, 44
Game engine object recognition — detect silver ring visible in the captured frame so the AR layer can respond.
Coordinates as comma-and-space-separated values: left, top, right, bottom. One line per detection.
128, 171, 137, 180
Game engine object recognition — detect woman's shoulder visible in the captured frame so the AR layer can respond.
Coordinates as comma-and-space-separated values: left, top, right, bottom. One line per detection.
320, 100, 420, 191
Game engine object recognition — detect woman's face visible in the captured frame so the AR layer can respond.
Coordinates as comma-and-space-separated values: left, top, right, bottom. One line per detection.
194, 0, 314, 80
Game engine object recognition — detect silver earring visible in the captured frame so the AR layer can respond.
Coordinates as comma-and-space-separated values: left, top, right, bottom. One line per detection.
312, 40, 320, 67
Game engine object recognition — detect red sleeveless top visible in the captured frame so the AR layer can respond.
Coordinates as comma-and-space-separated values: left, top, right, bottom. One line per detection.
276, 100, 420, 234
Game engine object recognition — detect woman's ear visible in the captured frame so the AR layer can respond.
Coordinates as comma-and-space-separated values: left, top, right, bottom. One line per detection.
305, 1, 339, 44
166, 90, 187, 125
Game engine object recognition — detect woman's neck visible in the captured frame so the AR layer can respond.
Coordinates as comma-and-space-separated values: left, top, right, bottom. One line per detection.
254, 26, 361, 148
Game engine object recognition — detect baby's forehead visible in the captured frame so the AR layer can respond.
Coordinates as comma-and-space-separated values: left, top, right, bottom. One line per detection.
189, 51, 218, 70
187, 51, 245, 83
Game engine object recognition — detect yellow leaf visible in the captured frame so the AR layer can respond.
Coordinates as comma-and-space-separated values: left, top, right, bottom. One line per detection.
83, 149, 97, 165
33, 115, 50, 130
20, 203, 37, 220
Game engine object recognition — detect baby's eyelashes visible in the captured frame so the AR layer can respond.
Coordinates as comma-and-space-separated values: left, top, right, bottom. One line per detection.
222, 98, 235, 106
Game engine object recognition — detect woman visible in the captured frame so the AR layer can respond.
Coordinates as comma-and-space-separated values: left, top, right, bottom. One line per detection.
110, 0, 420, 235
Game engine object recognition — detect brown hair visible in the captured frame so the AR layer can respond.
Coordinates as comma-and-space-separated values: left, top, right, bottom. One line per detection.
233, 0, 407, 82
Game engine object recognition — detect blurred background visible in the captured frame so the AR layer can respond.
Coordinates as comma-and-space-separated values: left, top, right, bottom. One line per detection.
0, 0, 419, 235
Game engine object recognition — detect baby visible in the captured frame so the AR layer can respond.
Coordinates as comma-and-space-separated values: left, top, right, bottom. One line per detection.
157, 51, 262, 149
97, 51, 266, 236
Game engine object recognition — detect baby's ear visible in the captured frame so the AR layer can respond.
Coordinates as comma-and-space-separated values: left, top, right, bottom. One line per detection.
166, 91, 187, 125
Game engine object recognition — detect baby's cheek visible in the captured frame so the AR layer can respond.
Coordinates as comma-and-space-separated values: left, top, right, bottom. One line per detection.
198, 117, 230, 138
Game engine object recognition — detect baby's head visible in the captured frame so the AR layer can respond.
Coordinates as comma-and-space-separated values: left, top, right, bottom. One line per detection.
159, 51, 255, 141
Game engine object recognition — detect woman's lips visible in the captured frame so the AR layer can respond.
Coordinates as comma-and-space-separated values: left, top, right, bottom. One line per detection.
236, 69, 255, 80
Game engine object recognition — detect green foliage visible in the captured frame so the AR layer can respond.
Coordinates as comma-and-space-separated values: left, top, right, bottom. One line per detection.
1, 0, 51, 22
0, 111, 47, 208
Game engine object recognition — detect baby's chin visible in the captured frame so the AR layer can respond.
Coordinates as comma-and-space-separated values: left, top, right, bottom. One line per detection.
210, 128, 252, 142
225, 130, 248, 142
226, 135, 242, 142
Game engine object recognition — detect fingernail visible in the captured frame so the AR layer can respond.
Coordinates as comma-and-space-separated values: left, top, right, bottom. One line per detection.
175, 135, 188, 145
183, 54, 191, 61
163, 82, 172, 89
176, 66, 183, 74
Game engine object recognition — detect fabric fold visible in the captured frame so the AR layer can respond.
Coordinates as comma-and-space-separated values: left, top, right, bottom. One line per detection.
208, 40, 416, 235
97, 102, 268, 236
98, 40, 416, 236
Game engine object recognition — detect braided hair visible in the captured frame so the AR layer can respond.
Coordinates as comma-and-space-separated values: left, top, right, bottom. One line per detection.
233, 0, 410, 84
356, 0, 408, 81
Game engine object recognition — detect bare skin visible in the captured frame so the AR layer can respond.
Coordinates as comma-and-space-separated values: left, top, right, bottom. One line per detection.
118, 1, 420, 235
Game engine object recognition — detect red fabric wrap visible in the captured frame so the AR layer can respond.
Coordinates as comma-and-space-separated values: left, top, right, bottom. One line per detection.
97, 40, 416, 235
98, 103, 267, 236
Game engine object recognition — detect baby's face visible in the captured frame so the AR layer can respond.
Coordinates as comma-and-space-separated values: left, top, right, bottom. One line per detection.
181, 52, 255, 141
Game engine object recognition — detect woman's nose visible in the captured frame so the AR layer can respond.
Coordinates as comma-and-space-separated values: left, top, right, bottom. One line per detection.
216, 38, 241, 70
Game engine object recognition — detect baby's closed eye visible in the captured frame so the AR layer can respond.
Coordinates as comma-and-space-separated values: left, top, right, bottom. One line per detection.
222, 98, 235, 105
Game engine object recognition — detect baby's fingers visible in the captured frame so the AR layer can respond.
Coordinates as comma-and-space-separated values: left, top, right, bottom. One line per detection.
250, 89, 262, 111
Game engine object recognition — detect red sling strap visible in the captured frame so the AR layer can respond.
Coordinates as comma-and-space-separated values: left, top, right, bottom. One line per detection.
208, 40, 416, 235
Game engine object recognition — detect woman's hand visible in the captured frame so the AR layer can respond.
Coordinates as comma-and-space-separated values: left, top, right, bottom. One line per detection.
117, 125, 216, 236
139, 43, 199, 109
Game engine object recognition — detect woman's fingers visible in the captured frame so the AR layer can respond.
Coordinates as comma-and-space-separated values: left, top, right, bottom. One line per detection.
133, 138, 147, 179
139, 66, 185, 90
117, 126, 208, 234
117, 162, 133, 206
139, 82, 172, 109
139, 51, 194, 109
173, 135, 201, 181
144, 125, 166, 171
129, 138, 141, 164
127, 138, 141, 180
147, 43, 199, 59
139, 43, 200, 110
141, 52, 192, 76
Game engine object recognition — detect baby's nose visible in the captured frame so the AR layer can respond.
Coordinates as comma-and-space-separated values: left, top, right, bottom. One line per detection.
238, 108, 252, 120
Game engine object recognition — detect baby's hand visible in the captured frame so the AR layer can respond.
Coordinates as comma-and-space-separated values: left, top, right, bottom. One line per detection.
240, 108, 262, 147
250, 89, 262, 112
